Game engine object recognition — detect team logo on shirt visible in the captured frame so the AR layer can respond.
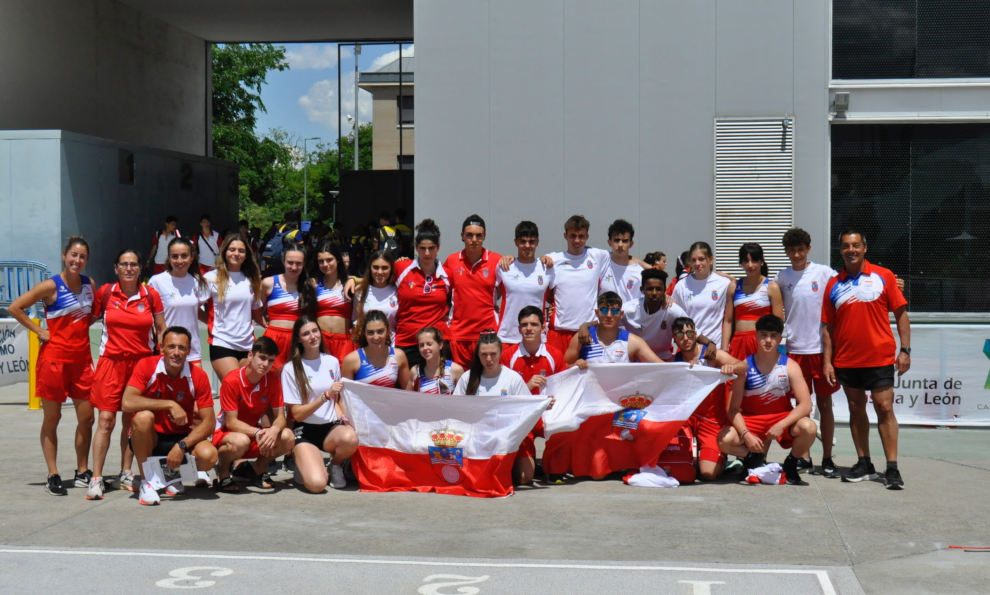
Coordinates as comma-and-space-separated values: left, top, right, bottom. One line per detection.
429, 425, 465, 483
482, 269, 490, 278
626, 279, 635, 290
458, 267, 465, 275
586, 260, 594, 269
811, 281, 819, 292
389, 298, 397, 308
500, 389, 508, 396
137, 303, 145, 312
175, 392, 184, 402
661, 321, 667, 329
537, 275, 544, 285
711, 291, 719, 301
408, 281, 415, 289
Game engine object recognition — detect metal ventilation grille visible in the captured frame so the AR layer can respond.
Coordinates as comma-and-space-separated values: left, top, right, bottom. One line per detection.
714, 119, 794, 279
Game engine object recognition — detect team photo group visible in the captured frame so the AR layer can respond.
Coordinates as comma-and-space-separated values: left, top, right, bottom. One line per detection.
7, 211, 911, 502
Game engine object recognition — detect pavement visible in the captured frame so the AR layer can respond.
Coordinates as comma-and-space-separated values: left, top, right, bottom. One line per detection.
1, 378, 988, 594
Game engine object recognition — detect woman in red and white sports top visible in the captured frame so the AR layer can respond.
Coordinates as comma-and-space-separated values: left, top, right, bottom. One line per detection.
205, 234, 264, 382
8, 236, 96, 495
261, 245, 314, 369
722, 243, 784, 359
313, 241, 355, 363
353, 249, 398, 340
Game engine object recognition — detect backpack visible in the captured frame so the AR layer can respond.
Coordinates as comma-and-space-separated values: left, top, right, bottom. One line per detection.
376, 225, 401, 256
262, 224, 295, 271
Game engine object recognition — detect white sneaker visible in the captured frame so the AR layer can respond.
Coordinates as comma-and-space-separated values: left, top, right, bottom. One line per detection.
195, 470, 210, 488
118, 470, 136, 492
164, 481, 185, 497
329, 464, 346, 489
85, 477, 105, 500
139, 481, 160, 506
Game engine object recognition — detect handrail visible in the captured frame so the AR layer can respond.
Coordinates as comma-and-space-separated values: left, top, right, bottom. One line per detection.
0, 260, 50, 317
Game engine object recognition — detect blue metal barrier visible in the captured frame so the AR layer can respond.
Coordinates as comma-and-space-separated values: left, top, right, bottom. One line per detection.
0, 260, 50, 317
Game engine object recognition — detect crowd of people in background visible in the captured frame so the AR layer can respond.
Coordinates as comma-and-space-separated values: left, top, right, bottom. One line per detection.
8, 210, 911, 503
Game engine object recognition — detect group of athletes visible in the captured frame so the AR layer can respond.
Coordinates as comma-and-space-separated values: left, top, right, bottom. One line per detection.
8, 211, 911, 504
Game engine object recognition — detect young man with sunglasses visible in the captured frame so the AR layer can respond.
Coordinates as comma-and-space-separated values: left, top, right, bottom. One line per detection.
671, 316, 744, 480
566, 292, 662, 367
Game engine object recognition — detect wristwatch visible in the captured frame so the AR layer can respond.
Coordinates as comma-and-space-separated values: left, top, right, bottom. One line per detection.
177, 440, 189, 453
899, 347, 911, 356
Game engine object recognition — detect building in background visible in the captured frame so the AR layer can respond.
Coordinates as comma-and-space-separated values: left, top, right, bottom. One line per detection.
359, 56, 414, 170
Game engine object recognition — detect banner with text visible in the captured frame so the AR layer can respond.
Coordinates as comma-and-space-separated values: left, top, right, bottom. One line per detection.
0, 319, 30, 387
831, 324, 990, 426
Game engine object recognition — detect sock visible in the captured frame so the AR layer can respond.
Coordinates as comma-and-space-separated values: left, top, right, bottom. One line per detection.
886, 461, 898, 470
858, 456, 871, 465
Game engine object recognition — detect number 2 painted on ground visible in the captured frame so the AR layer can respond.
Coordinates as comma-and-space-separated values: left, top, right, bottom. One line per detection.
417, 573, 491, 595
155, 566, 234, 589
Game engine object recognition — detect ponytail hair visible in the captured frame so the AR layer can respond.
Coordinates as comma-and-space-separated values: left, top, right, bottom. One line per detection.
288, 315, 325, 403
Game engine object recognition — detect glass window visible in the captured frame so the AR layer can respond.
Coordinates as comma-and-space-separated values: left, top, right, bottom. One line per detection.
831, 124, 990, 312
397, 94, 414, 126
833, 0, 990, 79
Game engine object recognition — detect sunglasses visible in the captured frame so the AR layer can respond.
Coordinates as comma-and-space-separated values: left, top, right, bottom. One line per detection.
673, 330, 697, 339
598, 307, 621, 316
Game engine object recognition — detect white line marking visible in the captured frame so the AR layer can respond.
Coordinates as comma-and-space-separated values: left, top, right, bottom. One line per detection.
0, 548, 837, 594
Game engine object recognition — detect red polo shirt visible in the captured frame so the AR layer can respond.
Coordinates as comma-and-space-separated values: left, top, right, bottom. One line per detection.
217, 366, 284, 430
93, 283, 164, 358
127, 355, 213, 434
444, 249, 502, 341
393, 259, 451, 347
822, 260, 907, 368
501, 342, 566, 394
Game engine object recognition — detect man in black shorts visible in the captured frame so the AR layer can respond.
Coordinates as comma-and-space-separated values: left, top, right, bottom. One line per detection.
822, 230, 911, 490
123, 327, 218, 505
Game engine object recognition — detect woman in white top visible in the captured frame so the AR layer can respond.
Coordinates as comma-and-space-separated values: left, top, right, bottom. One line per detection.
353, 249, 398, 338
149, 237, 210, 367
205, 234, 264, 381
453, 333, 529, 396
672, 241, 732, 347
195, 213, 222, 273
408, 326, 464, 394
282, 316, 357, 493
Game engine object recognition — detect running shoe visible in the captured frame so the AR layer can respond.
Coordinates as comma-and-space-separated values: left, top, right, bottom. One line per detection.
817, 457, 839, 478
73, 469, 93, 488
46, 474, 67, 496
195, 471, 211, 488
329, 464, 347, 489
742, 452, 766, 470
884, 467, 904, 490
795, 457, 813, 474
842, 460, 878, 483
782, 455, 806, 485
85, 477, 105, 500
118, 470, 136, 491
722, 459, 746, 481
138, 481, 161, 506
164, 482, 185, 497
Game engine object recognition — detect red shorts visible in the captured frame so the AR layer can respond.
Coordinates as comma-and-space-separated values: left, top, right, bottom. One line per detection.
688, 414, 725, 465
322, 331, 356, 364
91, 356, 144, 412
546, 329, 576, 356
517, 418, 545, 459
263, 325, 294, 369
199, 265, 215, 275
741, 411, 795, 449
36, 355, 93, 403
728, 329, 757, 360
212, 429, 261, 459
788, 352, 839, 397
448, 340, 476, 368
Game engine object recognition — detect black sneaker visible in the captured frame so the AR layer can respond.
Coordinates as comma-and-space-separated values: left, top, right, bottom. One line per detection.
884, 467, 904, 490
742, 452, 766, 470
782, 455, 807, 485
842, 460, 878, 483
46, 474, 67, 496
73, 469, 93, 488
795, 457, 813, 474
723, 459, 746, 480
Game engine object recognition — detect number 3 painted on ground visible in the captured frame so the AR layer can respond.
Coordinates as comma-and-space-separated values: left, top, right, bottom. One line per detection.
417, 574, 491, 595
155, 566, 234, 589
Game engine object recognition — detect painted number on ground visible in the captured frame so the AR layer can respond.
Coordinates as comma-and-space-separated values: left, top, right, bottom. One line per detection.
156, 566, 234, 589
417, 574, 491, 595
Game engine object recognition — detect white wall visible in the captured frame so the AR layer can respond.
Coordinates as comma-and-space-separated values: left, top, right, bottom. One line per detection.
0, 0, 208, 156
415, 0, 830, 259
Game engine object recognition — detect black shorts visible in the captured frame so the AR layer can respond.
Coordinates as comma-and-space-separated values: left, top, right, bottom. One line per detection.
293, 420, 345, 448
210, 344, 249, 363
835, 365, 895, 391
397, 343, 423, 368
129, 432, 188, 457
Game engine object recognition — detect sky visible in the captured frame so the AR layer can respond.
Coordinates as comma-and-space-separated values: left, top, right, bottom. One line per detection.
254, 42, 413, 153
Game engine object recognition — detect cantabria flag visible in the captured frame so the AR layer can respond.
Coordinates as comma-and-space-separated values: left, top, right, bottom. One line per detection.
541, 363, 727, 478
341, 379, 550, 498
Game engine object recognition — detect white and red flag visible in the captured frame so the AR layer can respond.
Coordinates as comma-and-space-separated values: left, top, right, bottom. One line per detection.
541, 363, 727, 478
341, 379, 550, 498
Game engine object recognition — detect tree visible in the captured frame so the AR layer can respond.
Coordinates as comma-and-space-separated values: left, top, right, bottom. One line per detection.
211, 44, 290, 206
